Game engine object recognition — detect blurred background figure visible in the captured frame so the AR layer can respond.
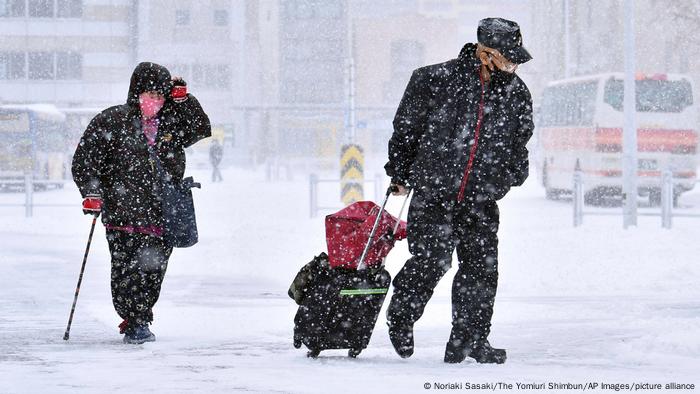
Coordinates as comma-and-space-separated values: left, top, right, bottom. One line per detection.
210, 139, 224, 182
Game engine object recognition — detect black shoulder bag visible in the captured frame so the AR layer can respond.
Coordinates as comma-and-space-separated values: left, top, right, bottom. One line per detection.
148, 146, 201, 248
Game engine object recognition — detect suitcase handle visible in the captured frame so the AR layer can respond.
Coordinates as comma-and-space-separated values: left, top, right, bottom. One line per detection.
357, 186, 412, 271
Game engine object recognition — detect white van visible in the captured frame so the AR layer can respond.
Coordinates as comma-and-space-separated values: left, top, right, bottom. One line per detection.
535, 73, 698, 205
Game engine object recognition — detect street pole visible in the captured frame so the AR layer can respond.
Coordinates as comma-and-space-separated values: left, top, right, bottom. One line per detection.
563, 0, 570, 78
349, 51, 356, 144
622, 0, 638, 228
340, 15, 363, 205
345, 7, 356, 145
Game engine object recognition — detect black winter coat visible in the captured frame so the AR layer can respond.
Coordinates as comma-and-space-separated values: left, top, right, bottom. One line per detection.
385, 43, 534, 203
72, 64, 211, 227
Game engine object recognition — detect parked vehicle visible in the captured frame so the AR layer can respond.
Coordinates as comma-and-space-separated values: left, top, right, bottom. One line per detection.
535, 73, 697, 205
0, 104, 67, 189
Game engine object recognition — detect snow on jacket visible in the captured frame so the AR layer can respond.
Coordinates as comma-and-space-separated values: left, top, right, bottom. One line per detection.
72, 62, 211, 227
385, 43, 534, 202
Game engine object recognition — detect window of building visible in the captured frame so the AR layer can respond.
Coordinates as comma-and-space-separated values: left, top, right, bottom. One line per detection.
168, 64, 190, 81
390, 40, 425, 78
383, 39, 425, 102
28, 52, 54, 79
0, 52, 26, 79
56, 51, 81, 79
192, 64, 231, 88
213, 9, 228, 26
28, 0, 53, 17
175, 9, 190, 25
0, 0, 26, 17
56, 0, 82, 18
214, 64, 231, 87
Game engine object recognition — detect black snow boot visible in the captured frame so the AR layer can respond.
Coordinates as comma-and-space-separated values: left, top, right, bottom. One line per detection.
444, 339, 506, 364
444, 339, 469, 363
388, 322, 414, 358
469, 340, 506, 364
123, 323, 156, 344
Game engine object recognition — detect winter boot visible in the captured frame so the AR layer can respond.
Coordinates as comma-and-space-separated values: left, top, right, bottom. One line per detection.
444, 338, 506, 364
444, 339, 469, 363
469, 340, 506, 364
123, 323, 156, 344
388, 322, 414, 358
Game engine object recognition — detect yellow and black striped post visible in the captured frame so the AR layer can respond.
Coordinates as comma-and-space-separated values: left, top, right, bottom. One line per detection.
340, 144, 364, 205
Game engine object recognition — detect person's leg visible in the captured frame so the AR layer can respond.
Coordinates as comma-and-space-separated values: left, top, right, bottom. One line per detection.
108, 230, 137, 323
130, 234, 172, 326
446, 200, 504, 363
386, 194, 456, 357
109, 231, 172, 343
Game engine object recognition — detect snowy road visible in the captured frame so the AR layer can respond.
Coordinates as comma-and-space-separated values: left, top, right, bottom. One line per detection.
1, 166, 699, 393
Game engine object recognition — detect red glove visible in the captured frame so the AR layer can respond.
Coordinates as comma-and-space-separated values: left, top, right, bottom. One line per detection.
82, 196, 102, 216
171, 77, 188, 103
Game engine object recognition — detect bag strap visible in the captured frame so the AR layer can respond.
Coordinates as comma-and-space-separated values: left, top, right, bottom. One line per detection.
148, 145, 200, 190
147, 145, 168, 181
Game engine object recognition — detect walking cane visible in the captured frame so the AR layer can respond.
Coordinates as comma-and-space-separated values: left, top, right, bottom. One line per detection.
63, 215, 99, 341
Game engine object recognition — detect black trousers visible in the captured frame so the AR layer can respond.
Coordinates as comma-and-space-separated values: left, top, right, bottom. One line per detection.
387, 193, 500, 345
106, 230, 173, 325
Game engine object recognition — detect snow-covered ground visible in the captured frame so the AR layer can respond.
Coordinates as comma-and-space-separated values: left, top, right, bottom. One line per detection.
1, 165, 699, 393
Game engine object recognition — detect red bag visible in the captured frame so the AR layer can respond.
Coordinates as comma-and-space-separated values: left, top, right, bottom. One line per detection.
325, 201, 407, 270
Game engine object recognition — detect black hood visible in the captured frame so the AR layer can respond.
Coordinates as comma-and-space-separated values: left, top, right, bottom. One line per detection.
126, 62, 172, 106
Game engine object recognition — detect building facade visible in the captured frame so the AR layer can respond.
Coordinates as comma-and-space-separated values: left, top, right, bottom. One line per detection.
0, 0, 135, 108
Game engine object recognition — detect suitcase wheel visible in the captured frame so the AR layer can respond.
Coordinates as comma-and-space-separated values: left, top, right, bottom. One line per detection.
307, 349, 321, 358
348, 348, 362, 358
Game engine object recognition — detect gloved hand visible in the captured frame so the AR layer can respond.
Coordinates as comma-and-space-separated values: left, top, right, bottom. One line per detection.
82, 195, 102, 216
390, 184, 409, 196
171, 77, 188, 103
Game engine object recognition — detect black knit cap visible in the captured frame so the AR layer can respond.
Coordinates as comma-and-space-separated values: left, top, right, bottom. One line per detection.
477, 17, 532, 64
126, 62, 172, 105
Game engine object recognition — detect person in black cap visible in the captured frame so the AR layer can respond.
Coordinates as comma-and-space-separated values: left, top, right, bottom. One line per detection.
384, 17, 533, 364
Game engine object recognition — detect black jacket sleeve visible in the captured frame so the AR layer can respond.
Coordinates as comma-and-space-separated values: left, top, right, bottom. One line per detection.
384, 69, 431, 186
71, 112, 112, 198
508, 83, 534, 187
173, 94, 212, 148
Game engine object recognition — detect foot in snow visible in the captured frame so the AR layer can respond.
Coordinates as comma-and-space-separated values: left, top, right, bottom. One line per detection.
388, 322, 414, 358
123, 323, 156, 344
444, 339, 506, 364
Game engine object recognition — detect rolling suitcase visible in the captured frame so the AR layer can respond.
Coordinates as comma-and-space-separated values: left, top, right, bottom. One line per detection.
290, 187, 410, 358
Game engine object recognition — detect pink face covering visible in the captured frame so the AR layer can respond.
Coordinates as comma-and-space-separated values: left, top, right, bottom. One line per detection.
139, 93, 165, 118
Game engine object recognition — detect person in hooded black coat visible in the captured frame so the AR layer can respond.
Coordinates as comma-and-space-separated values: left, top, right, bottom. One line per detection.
384, 18, 534, 364
72, 62, 211, 343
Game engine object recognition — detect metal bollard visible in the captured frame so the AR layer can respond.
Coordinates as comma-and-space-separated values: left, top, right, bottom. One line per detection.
309, 173, 318, 218
661, 169, 673, 229
24, 172, 33, 218
573, 169, 584, 227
